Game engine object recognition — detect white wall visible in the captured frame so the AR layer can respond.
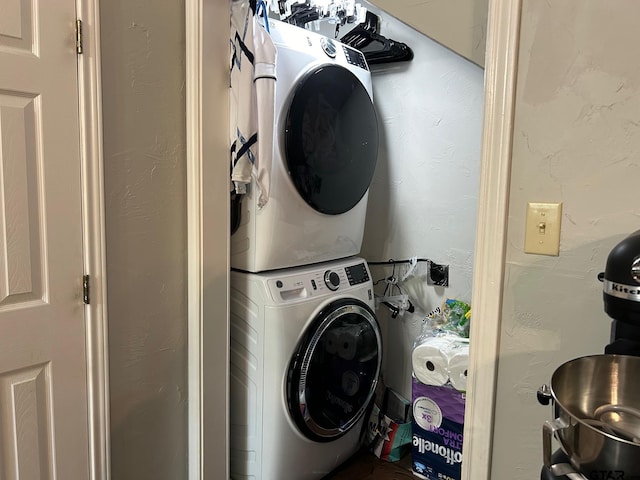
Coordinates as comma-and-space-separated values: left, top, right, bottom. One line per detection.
100, 1, 188, 478
358, 4, 485, 400
491, 1, 640, 477
370, 0, 488, 67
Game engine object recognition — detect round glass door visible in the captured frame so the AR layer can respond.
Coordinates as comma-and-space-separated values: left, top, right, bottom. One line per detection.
284, 65, 379, 215
286, 298, 382, 441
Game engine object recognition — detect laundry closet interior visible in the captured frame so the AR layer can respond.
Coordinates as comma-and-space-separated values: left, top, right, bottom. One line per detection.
226, 1, 484, 478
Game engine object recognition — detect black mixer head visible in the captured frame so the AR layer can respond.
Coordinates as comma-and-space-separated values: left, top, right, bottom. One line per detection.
600, 229, 640, 325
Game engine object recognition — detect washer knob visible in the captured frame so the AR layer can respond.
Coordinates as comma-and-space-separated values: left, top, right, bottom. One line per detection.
324, 270, 340, 291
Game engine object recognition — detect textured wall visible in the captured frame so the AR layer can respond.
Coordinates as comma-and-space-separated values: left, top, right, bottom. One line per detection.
358, 5, 484, 400
370, 0, 488, 67
492, 1, 640, 477
100, 1, 188, 478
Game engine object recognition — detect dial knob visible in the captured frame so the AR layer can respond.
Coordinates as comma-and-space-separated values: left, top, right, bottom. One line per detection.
320, 37, 337, 58
324, 270, 340, 291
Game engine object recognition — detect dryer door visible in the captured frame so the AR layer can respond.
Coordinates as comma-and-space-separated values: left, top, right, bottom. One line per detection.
286, 298, 382, 442
284, 65, 379, 215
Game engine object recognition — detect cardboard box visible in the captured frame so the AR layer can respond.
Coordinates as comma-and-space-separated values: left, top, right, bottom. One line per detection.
364, 380, 413, 462
411, 377, 465, 480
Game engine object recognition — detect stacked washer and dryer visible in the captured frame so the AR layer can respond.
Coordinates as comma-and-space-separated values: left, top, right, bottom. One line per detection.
230, 19, 382, 480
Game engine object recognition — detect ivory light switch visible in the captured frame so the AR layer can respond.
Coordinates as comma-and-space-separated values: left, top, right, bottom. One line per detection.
524, 202, 562, 256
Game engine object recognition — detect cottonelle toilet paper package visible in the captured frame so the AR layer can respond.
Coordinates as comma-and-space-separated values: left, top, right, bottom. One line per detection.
410, 301, 470, 479
411, 377, 465, 480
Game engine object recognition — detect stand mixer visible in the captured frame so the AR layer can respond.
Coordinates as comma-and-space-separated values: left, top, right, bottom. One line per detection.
539, 229, 640, 479
601, 229, 640, 356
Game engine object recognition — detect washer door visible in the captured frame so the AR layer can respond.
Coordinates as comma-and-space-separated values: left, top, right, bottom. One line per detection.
284, 65, 379, 215
286, 298, 382, 442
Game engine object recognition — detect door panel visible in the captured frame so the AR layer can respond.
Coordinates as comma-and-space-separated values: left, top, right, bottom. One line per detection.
0, 363, 53, 479
0, 0, 90, 478
0, 0, 34, 54
0, 93, 43, 306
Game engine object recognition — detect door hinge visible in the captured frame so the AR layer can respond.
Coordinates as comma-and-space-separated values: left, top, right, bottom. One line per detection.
75, 19, 83, 55
83, 274, 90, 304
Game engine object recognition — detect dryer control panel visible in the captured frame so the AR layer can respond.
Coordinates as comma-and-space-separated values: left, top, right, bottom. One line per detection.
342, 45, 368, 70
266, 260, 371, 304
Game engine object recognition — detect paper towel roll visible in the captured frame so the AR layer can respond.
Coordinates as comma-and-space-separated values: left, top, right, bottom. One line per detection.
324, 328, 340, 355
448, 342, 470, 392
337, 326, 360, 361
411, 336, 455, 386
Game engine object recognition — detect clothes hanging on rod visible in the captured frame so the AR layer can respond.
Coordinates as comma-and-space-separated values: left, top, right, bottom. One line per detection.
340, 11, 413, 65
277, 0, 364, 38
230, 0, 277, 234
282, 2, 321, 27
273, 1, 363, 26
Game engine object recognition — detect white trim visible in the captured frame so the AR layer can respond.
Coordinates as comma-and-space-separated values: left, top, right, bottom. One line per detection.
185, 0, 203, 477
77, 0, 110, 479
461, 0, 521, 478
186, 1, 231, 479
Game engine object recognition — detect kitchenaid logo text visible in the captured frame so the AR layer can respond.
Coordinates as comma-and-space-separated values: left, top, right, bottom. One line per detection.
413, 435, 463, 465
604, 280, 640, 300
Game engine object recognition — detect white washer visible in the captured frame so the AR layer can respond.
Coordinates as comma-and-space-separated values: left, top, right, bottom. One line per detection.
231, 20, 379, 273
230, 257, 382, 479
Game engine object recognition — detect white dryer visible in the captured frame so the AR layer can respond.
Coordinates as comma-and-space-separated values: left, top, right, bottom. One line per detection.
231, 20, 379, 272
230, 257, 382, 479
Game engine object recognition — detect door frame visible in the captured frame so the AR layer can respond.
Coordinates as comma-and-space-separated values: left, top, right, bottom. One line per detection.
461, 0, 522, 478
77, 0, 110, 479
182, 0, 523, 477
186, 0, 231, 479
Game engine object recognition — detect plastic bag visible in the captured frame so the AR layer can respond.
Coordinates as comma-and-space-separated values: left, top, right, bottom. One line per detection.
415, 299, 471, 348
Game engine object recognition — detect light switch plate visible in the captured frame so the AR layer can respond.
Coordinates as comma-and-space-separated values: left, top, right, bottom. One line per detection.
524, 202, 562, 256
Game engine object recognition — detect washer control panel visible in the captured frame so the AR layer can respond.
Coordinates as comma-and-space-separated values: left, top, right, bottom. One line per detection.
267, 261, 371, 303
345, 262, 370, 286
324, 270, 341, 290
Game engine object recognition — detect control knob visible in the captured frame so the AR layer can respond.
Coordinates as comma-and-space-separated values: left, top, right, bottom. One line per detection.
321, 37, 337, 58
324, 270, 340, 291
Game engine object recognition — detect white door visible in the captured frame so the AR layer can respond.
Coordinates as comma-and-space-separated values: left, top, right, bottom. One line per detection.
0, 0, 91, 478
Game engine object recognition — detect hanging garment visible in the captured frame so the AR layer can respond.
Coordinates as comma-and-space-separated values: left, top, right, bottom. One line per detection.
230, 0, 277, 208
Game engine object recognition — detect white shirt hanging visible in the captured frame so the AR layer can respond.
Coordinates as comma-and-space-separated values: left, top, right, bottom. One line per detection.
230, 1, 277, 208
